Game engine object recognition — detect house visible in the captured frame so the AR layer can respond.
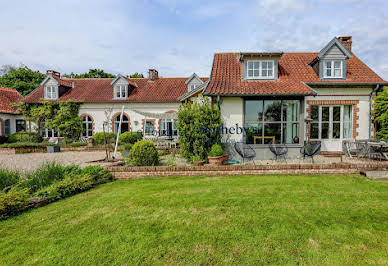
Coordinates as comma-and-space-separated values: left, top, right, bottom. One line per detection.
203, 36, 388, 159
23, 69, 208, 138
0, 87, 24, 138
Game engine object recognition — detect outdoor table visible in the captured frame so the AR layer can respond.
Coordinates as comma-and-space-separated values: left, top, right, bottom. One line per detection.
367, 142, 388, 160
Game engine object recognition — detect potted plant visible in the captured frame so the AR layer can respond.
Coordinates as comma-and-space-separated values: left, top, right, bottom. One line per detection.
207, 144, 228, 165
192, 155, 205, 166
47, 143, 61, 153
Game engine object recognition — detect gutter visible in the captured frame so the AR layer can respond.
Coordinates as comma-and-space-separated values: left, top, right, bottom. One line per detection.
302, 82, 318, 96
369, 84, 381, 139
306, 82, 388, 87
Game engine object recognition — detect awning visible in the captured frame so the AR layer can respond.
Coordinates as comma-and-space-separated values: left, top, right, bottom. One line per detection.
132, 110, 177, 119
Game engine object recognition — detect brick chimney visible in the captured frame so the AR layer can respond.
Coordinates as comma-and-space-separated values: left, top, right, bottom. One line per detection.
148, 69, 158, 81
338, 36, 352, 53
46, 70, 60, 78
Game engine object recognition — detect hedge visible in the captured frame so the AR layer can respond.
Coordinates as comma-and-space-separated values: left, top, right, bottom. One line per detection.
7, 132, 42, 143
119, 132, 143, 144
92, 132, 116, 145
0, 142, 45, 148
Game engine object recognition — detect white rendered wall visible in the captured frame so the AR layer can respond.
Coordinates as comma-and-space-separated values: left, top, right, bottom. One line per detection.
219, 97, 244, 142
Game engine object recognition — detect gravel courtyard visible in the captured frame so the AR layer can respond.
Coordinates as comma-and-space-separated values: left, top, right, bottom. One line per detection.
0, 151, 121, 172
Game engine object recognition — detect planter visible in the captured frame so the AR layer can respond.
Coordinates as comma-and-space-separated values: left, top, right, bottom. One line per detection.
208, 154, 228, 166
47, 146, 61, 153
193, 160, 205, 166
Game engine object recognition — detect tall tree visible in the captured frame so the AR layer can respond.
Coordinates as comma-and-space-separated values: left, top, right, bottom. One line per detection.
0, 65, 45, 96
128, 72, 144, 78
62, 69, 116, 78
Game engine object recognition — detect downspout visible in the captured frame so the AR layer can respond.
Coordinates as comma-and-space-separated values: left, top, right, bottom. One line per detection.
369, 84, 380, 139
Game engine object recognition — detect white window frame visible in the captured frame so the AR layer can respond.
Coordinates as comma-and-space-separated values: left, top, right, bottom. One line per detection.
189, 84, 197, 91
160, 119, 178, 136
323, 60, 343, 78
144, 120, 155, 136
114, 85, 127, 99
310, 105, 353, 140
246, 60, 275, 79
45, 86, 58, 100
82, 116, 93, 137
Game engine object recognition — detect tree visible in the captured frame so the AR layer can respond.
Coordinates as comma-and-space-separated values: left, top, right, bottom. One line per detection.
374, 87, 388, 140
176, 97, 222, 160
128, 72, 144, 78
0, 65, 45, 96
62, 69, 116, 78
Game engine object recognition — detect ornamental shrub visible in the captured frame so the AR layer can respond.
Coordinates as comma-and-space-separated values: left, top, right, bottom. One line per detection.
177, 96, 222, 160
0, 187, 30, 220
119, 131, 143, 144
374, 87, 388, 140
0, 142, 44, 148
81, 165, 113, 184
22, 162, 67, 192
128, 140, 159, 166
0, 169, 21, 191
208, 144, 225, 157
7, 132, 42, 143
92, 132, 116, 145
69, 142, 87, 147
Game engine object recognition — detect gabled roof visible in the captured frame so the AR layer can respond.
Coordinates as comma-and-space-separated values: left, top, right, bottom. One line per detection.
204, 52, 386, 96
318, 37, 352, 59
178, 81, 208, 101
24, 76, 208, 103
0, 87, 23, 114
185, 73, 203, 85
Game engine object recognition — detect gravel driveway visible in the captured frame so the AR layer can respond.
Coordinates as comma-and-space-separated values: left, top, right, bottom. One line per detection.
0, 151, 121, 172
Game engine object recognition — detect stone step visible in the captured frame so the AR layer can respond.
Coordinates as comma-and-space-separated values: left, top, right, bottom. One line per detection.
361, 171, 388, 181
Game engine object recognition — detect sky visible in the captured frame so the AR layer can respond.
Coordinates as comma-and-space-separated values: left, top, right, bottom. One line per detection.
0, 0, 387, 79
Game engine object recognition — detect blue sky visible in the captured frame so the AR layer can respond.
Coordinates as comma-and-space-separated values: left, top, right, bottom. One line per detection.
0, 0, 387, 79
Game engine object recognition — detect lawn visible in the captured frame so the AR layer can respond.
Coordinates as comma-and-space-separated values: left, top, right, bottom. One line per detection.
1, 174, 388, 265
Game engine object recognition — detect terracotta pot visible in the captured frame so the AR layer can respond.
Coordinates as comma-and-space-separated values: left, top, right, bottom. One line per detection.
208, 154, 228, 165
193, 160, 205, 166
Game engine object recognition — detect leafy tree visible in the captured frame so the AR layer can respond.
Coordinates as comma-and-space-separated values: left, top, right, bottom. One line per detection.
62, 69, 116, 78
128, 72, 144, 78
0, 65, 45, 96
12, 102, 39, 132
177, 97, 222, 160
374, 87, 388, 140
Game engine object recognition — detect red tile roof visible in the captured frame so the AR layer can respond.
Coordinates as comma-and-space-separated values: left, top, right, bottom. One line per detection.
204, 52, 386, 96
0, 87, 23, 114
24, 76, 208, 103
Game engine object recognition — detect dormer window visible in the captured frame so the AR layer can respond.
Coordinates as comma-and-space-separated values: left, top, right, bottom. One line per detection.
323, 60, 343, 78
247, 60, 274, 79
190, 84, 197, 91
114, 85, 127, 99
45, 86, 57, 100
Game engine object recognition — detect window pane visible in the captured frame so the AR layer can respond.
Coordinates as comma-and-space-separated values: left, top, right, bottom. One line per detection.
121, 86, 126, 97
248, 62, 253, 69
333, 106, 341, 121
334, 69, 341, 77
326, 61, 331, 69
264, 100, 281, 121
245, 100, 263, 122
245, 124, 263, 144
264, 123, 281, 144
283, 100, 300, 122
321, 123, 329, 139
267, 69, 273, 77
322, 107, 329, 122
145, 121, 154, 134
344, 105, 352, 122
248, 70, 253, 77
326, 69, 331, 76
82, 123, 87, 137
253, 70, 259, 77
261, 69, 267, 77
311, 106, 319, 121
283, 123, 299, 144
262, 61, 268, 68
311, 123, 319, 139
334, 61, 341, 68
253, 62, 260, 69
333, 123, 340, 139
344, 121, 352, 138
268, 61, 273, 68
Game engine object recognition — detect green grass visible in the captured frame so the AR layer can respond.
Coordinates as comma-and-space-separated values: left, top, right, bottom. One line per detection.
0, 174, 388, 265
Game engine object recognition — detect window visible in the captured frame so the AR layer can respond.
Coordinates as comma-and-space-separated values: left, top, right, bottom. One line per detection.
310, 105, 353, 139
39, 120, 59, 138
115, 85, 127, 99
45, 86, 57, 99
113, 115, 129, 135
144, 121, 155, 135
4, 119, 10, 137
247, 60, 274, 79
245, 100, 300, 144
323, 60, 343, 78
82, 116, 93, 137
16, 120, 26, 132
189, 84, 197, 91
160, 119, 178, 137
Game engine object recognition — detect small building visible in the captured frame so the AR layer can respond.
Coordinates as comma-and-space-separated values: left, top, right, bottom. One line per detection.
0, 87, 24, 138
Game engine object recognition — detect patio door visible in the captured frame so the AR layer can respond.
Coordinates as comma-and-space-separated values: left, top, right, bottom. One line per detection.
310, 105, 351, 151
166, 121, 173, 137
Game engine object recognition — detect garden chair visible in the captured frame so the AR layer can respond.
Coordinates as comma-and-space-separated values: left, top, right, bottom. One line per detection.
234, 142, 256, 165
268, 141, 288, 162
300, 142, 321, 163
343, 140, 360, 158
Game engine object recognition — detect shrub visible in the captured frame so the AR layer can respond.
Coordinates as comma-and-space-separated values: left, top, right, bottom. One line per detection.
374, 87, 388, 140
123, 143, 133, 151
191, 155, 202, 162
208, 144, 225, 157
165, 154, 176, 166
7, 132, 42, 143
0, 187, 30, 220
128, 140, 159, 166
0, 142, 44, 148
0, 169, 21, 191
81, 165, 113, 184
92, 132, 116, 145
69, 142, 87, 147
119, 131, 143, 144
21, 162, 66, 192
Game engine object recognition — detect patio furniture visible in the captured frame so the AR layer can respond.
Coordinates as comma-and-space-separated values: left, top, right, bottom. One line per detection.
300, 142, 321, 163
269, 141, 288, 161
234, 142, 256, 165
343, 140, 361, 158
367, 141, 388, 160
